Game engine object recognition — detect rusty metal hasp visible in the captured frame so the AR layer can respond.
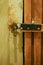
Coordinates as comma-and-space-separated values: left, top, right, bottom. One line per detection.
10, 23, 41, 31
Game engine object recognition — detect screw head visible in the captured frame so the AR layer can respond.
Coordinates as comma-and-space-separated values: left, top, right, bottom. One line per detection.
37, 28, 40, 30
21, 27, 23, 30
32, 20, 35, 24
27, 27, 30, 30
17, 24, 21, 28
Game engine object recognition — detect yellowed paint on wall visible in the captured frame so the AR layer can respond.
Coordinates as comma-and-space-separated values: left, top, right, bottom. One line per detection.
0, 0, 23, 65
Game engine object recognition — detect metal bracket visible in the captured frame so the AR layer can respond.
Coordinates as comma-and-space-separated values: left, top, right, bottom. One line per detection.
9, 23, 21, 36
10, 23, 41, 30
9, 23, 41, 36
21, 24, 41, 30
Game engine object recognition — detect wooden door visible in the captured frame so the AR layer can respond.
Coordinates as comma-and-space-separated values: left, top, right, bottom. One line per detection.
24, 0, 31, 65
24, 0, 43, 65
34, 0, 42, 65
0, 0, 43, 65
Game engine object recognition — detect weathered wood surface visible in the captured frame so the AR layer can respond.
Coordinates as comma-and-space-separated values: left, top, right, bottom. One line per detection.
24, 0, 42, 65
34, 0, 42, 65
0, 0, 43, 65
24, 0, 31, 65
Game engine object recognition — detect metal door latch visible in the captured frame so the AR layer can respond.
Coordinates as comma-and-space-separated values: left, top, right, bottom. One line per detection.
9, 23, 21, 36
9, 23, 41, 36
10, 23, 41, 30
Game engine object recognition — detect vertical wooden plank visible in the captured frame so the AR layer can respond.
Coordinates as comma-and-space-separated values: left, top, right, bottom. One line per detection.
31, 33, 34, 65
41, 32, 43, 65
24, 0, 31, 24
34, 0, 42, 24
41, 0, 43, 65
34, 0, 42, 65
31, 0, 35, 64
8, 0, 23, 65
24, 0, 31, 65
0, 0, 9, 65
34, 33, 41, 65
24, 33, 31, 65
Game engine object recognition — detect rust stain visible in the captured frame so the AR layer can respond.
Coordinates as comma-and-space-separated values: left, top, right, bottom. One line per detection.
8, 0, 23, 65
8, 0, 23, 24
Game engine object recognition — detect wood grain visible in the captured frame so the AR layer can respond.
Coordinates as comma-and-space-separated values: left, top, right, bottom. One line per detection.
34, 0, 42, 65
24, 0, 31, 65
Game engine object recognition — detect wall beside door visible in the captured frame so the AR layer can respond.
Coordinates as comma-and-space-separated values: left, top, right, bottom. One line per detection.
0, 0, 23, 65
0, 0, 9, 65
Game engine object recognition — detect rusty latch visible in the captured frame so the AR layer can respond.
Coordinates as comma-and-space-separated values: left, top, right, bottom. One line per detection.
9, 23, 41, 36
10, 23, 41, 31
